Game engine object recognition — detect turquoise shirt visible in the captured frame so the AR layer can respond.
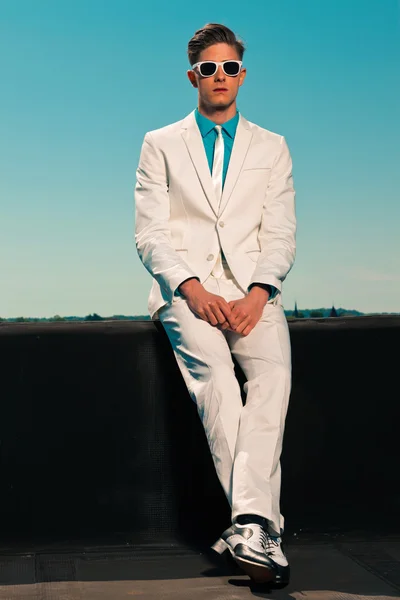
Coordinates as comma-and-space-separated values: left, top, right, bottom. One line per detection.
194, 108, 277, 300
195, 107, 238, 188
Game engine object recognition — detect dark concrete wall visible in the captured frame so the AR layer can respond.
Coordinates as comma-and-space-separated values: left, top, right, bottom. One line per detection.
0, 316, 399, 545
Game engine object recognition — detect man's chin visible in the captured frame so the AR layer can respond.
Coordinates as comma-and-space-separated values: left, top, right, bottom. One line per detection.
210, 98, 230, 109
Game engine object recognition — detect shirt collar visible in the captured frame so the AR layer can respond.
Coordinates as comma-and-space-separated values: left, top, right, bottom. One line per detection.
195, 107, 239, 139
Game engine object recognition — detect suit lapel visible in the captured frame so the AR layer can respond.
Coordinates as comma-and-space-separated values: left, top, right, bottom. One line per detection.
219, 115, 252, 216
181, 111, 219, 215
181, 111, 253, 217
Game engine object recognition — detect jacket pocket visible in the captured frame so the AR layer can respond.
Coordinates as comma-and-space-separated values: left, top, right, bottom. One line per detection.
246, 249, 261, 262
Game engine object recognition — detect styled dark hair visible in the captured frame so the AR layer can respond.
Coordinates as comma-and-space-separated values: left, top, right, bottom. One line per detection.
187, 23, 246, 66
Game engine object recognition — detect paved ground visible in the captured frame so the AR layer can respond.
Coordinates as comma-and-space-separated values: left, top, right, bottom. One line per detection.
0, 531, 399, 599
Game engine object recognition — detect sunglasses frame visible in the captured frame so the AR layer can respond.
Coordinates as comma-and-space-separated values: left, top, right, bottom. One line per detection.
192, 60, 243, 78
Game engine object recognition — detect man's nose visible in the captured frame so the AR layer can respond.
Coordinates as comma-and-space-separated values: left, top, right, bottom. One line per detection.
215, 65, 225, 80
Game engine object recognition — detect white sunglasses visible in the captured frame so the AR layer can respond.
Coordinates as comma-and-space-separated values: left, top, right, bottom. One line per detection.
192, 60, 243, 78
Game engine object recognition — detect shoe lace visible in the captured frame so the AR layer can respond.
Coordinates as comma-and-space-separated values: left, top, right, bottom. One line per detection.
260, 529, 280, 555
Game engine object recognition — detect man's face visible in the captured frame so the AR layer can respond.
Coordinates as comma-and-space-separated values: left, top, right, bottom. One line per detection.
188, 43, 246, 110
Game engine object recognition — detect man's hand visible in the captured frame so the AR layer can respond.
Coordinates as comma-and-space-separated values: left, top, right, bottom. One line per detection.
225, 285, 270, 336
178, 278, 237, 330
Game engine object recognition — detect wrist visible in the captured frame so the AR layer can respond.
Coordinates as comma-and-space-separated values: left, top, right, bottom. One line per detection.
248, 284, 270, 304
178, 277, 201, 298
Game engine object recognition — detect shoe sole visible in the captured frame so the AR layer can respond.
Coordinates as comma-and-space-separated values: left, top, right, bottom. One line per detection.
212, 538, 276, 584
234, 556, 275, 583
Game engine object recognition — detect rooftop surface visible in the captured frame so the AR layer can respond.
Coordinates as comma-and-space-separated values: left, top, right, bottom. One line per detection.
0, 531, 399, 599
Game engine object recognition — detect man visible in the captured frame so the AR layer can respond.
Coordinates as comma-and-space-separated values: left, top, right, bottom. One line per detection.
134, 23, 296, 587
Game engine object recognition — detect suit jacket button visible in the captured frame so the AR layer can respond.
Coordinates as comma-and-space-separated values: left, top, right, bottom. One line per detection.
207, 254, 214, 261
219, 221, 225, 227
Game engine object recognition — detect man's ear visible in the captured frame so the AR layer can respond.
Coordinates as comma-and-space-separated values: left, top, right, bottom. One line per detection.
187, 70, 198, 88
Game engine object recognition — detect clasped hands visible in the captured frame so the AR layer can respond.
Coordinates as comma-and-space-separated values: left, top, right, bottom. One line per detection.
180, 279, 270, 337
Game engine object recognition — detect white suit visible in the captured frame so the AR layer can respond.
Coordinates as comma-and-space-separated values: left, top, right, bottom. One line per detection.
134, 109, 296, 536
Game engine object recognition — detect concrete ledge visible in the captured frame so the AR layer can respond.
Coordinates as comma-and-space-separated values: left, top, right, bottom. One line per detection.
0, 316, 399, 544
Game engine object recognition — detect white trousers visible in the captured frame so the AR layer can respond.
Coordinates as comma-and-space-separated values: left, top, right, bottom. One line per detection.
158, 258, 292, 536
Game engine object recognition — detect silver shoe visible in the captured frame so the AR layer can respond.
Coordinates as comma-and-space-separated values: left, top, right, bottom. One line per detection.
212, 521, 278, 583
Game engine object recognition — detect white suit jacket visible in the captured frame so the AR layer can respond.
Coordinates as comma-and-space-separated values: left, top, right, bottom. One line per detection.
135, 109, 296, 319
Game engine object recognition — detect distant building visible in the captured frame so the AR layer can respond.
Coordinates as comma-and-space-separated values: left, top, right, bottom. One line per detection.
294, 301, 299, 318
330, 305, 338, 317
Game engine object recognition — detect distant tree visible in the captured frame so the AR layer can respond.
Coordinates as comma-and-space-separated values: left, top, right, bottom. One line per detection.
49, 315, 65, 321
0, 317, 5, 322
330, 306, 338, 317
84, 313, 103, 321
310, 310, 324, 318
296, 312, 305, 318
338, 309, 363, 317
14, 317, 27, 322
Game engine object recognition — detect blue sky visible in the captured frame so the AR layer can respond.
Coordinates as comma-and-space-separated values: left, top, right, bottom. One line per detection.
1, 0, 399, 318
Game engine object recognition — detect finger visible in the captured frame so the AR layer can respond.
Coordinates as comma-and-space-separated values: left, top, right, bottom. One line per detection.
235, 315, 252, 334
226, 304, 244, 329
203, 305, 219, 326
196, 309, 209, 323
211, 303, 230, 325
218, 300, 232, 318
231, 309, 248, 330
241, 324, 254, 337
196, 305, 215, 324
219, 304, 237, 329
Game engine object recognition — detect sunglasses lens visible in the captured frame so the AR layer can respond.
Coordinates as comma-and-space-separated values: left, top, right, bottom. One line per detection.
224, 61, 240, 76
200, 62, 217, 77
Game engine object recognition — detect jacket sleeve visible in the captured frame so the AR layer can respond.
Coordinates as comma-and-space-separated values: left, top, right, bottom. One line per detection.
247, 135, 296, 294
134, 132, 200, 301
